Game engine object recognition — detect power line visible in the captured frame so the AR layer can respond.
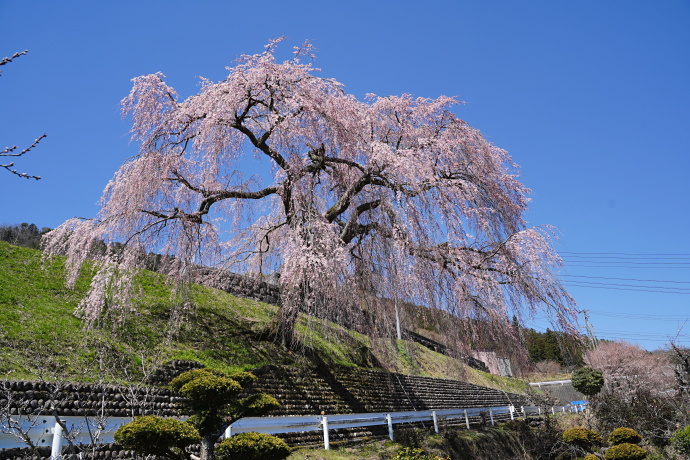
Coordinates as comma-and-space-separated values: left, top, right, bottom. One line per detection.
564, 264, 690, 269
560, 252, 690, 257
563, 274, 690, 285
566, 283, 690, 294
564, 261, 690, 266
588, 311, 689, 321
566, 280, 690, 292
588, 309, 688, 318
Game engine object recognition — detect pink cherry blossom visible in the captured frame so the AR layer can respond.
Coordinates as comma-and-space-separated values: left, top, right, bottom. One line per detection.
43, 39, 577, 350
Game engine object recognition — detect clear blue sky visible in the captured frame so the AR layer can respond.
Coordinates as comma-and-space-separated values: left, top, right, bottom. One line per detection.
2, 1, 689, 350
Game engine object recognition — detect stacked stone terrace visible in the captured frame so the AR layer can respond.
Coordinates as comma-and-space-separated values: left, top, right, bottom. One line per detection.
248, 365, 545, 446
1, 363, 545, 454
0, 380, 182, 419
0, 363, 542, 421
250, 365, 540, 417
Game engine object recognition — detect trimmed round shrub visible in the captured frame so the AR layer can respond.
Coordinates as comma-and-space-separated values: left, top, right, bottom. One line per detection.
239, 393, 280, 414
226, 371, 257, 388
170, 367, 228, 391
114, 415, 200, 458
215, 432, 290, 460
670, 425, 690, 455
604, 442, 647, 460
175, 372, 242, 410
563, 427, 604, 450
608, 427, 642, 446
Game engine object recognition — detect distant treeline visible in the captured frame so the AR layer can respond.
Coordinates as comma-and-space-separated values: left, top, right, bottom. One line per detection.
523, 327, 584, 367
0, 222, 51, 249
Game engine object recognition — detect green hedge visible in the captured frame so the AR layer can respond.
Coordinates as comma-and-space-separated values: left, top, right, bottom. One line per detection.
215, 432, 291, 460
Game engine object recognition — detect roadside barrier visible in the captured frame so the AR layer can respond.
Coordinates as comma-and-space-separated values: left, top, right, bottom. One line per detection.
0, 402, 586, 457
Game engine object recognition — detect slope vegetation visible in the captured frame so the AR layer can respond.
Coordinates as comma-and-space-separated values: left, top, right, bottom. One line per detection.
0, 242, 532, 395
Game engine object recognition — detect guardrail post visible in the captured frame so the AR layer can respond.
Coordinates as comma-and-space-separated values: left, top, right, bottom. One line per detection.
522, 406, 526, 420
322, 416, 330, 450
551, 407, 555, 415
489, 408, 494, 426
538, 407, 541, 416
50, 419, 63, 460
509, 405, 514, 420
562, 406, 565, 413
432, 411, 439, 433
464, 409, 469, 429
386, 414, 394, 441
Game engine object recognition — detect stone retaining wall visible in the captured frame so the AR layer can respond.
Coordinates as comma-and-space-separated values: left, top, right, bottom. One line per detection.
249, 365, 545, 446
1, 364, 545, 456
193, 267, 282, 306
0, 380, 183, 419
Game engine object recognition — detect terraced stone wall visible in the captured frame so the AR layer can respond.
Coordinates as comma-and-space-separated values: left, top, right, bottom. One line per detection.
249, 365, 545, 446
0, 380, 183, 418
1, 364, 545, 455
193, 267, 282, 306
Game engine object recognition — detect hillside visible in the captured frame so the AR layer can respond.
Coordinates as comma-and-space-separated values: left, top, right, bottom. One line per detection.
0, 242, 533, 395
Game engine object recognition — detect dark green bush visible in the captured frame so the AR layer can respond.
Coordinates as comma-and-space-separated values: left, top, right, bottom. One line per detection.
215, 432, 291, 460
670, 425, 690, 455
608, 427, 642, 446
571, 367, 605, 398
114, 415, 200, 459
604, 442, 647, 460
562, 427, 603, 450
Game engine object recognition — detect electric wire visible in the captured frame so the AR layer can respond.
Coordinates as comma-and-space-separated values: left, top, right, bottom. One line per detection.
562, 274, 690, 285
566, 280, 690, 291
536, 251, 689, 347
560, 252, 690, 257
565, 283, 690, 294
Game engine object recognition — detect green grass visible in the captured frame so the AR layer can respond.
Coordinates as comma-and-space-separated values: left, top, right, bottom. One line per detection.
286, 426, 526, 460
0, 241, 539, 397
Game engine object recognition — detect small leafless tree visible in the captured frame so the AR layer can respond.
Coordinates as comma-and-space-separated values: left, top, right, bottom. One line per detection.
1, 50, 45, 180
0, 372, 47, 456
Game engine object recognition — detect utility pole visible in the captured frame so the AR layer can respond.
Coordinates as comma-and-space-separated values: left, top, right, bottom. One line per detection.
582, 309, 599, 348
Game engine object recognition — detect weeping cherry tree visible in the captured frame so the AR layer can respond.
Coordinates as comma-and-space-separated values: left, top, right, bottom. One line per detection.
43, 39, 577, 351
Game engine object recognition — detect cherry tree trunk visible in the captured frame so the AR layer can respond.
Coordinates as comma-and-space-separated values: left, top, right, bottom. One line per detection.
270, 304, 299, 349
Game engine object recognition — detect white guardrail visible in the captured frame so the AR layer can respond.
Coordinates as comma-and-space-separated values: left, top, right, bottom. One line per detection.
1, 403, 586, 457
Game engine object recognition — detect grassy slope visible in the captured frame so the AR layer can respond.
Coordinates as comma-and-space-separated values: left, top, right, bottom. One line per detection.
0, 241, 534, 395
